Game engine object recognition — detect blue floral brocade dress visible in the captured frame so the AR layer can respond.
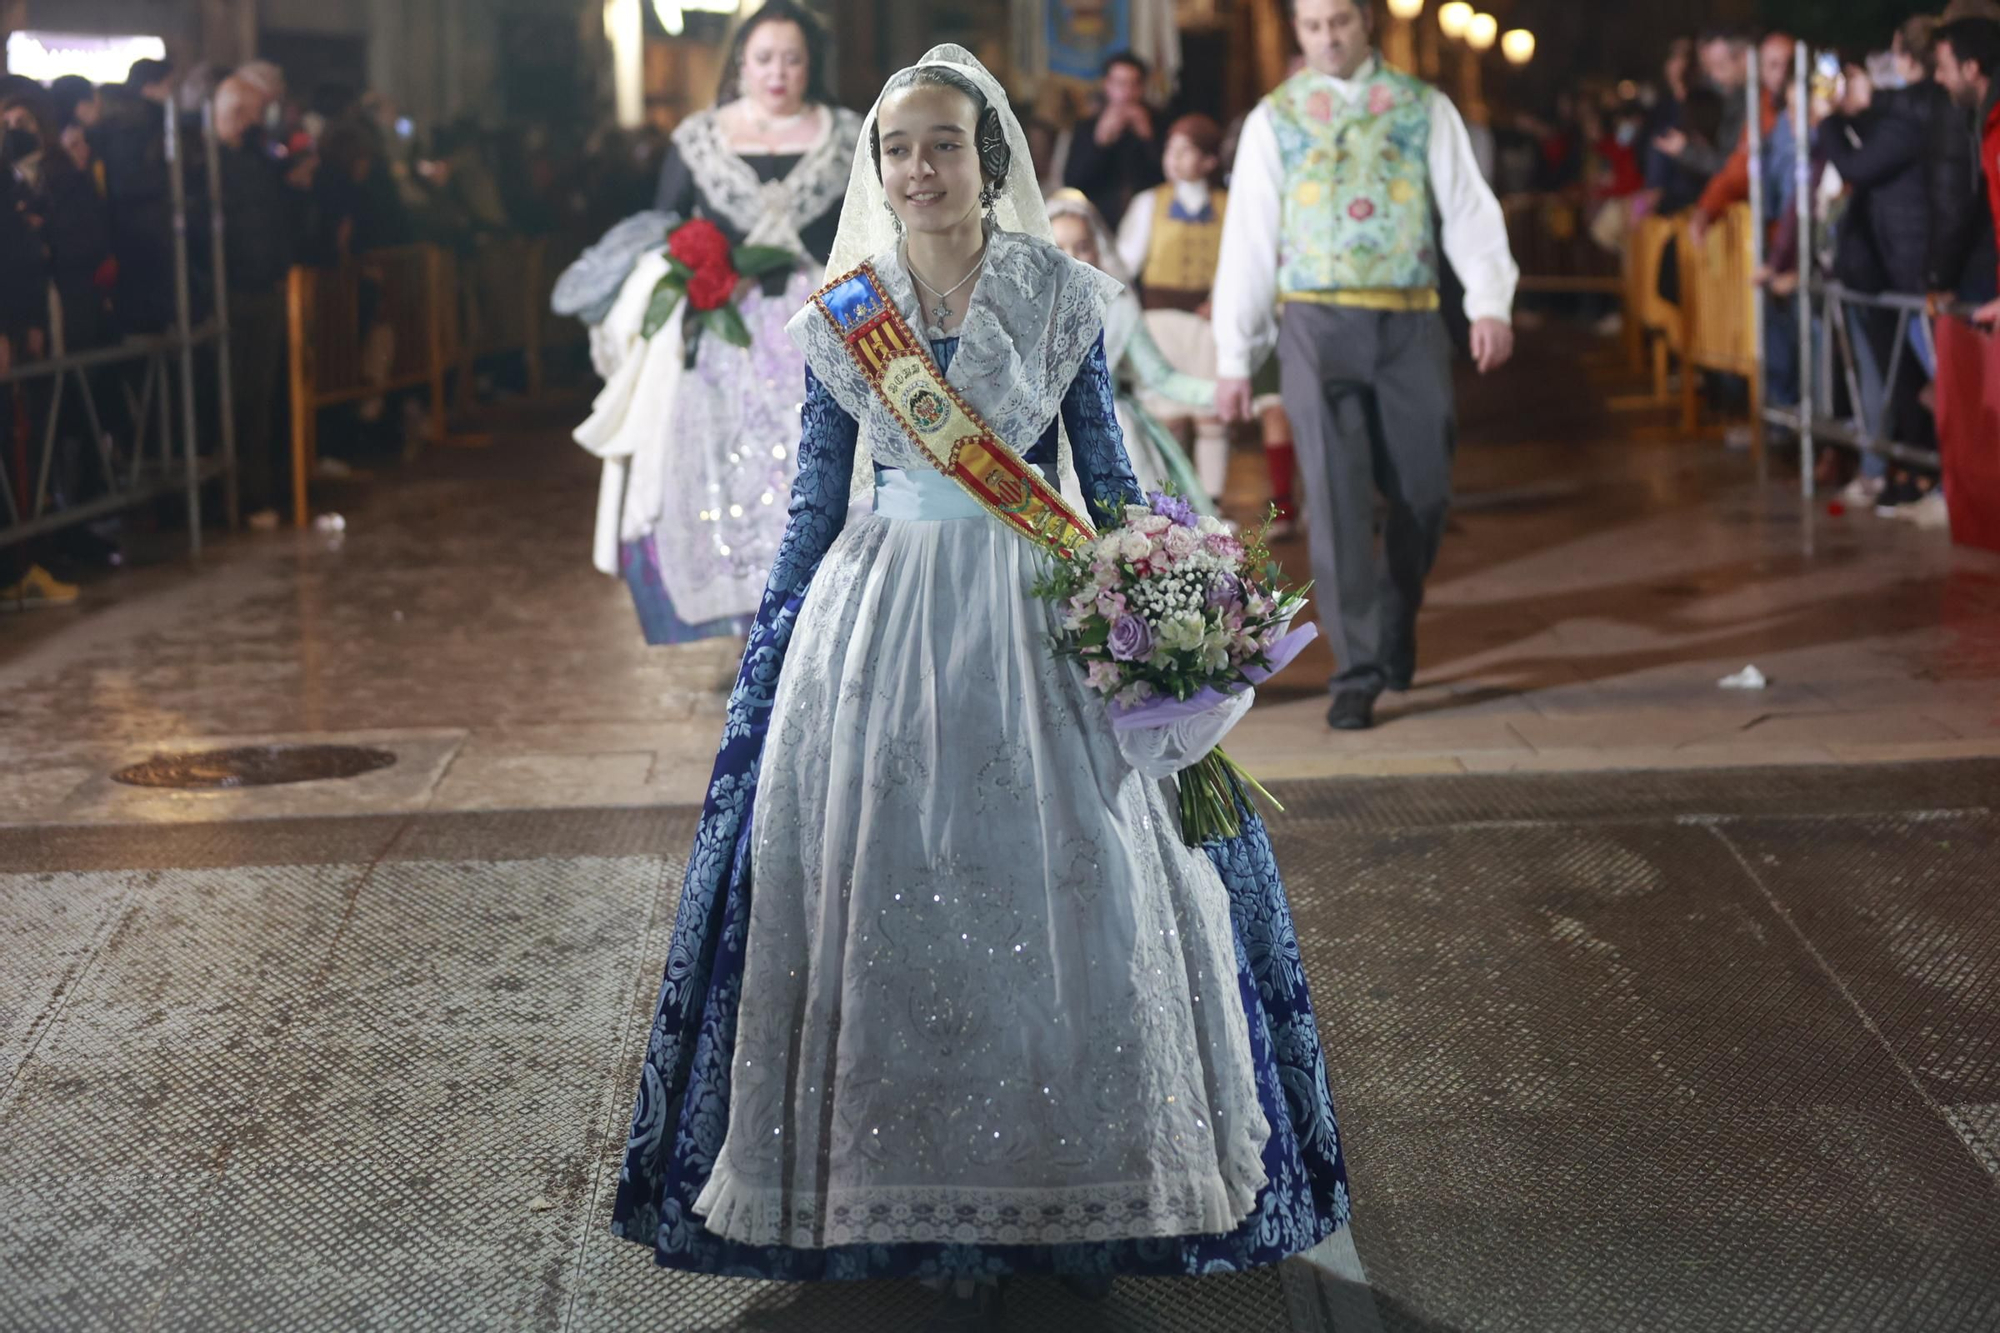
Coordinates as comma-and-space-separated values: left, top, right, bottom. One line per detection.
609, 329, 1350, 1280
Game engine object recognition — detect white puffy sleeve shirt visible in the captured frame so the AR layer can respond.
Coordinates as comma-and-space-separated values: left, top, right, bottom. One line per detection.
1213, 71, 1520, 379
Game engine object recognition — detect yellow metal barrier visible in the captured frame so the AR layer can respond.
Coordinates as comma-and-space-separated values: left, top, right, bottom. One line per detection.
1676, 204, 1760, 446
448, 234, 551, 412
285, 244, 450, 529
1626, 213, 1684, 402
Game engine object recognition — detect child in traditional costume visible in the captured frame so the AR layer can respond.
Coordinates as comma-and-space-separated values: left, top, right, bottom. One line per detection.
610, 45, 1350, 1327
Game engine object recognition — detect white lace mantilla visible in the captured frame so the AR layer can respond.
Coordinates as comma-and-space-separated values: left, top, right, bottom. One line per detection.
785, 228, 1124, 501
671, 106, 863, 256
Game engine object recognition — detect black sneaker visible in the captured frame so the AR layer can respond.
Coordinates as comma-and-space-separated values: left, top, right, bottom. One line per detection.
1874, 474, 1921, 517
1327, 691, 1377, 731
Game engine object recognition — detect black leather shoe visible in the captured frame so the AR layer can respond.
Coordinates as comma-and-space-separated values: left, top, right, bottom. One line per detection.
1327, 692, 1377, 730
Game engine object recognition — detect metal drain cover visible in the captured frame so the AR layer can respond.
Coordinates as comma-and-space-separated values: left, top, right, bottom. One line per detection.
112, 745, 399, 790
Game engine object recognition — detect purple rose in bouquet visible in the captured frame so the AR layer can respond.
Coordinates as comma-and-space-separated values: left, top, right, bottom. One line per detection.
1108, 613, 1154, 662
1149, 492, 1199, 528
1206, 573, 1245, 614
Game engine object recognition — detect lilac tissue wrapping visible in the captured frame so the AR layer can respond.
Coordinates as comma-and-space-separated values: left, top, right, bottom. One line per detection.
1108, 623, 1319, 732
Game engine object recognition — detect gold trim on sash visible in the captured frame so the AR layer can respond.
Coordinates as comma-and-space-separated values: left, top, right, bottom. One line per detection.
812, 263, 1100, 558
1283, 287, 1441, 312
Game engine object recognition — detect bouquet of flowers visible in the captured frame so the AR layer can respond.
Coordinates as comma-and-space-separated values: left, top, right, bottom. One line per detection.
640, 217, 795, 351
1035, 492, 1317, 846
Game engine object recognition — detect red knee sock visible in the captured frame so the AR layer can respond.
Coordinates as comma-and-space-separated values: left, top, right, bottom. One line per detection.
1264, 438, 1296, 519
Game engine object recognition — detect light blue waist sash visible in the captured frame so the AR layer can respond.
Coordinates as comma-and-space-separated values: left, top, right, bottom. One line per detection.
873, 467, 987, 522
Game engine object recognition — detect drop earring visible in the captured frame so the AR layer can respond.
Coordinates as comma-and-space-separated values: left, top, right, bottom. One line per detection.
883, 197, 904, 236
979, 182, 997, 225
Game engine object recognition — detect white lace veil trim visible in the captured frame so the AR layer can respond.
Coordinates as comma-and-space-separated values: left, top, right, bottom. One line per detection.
821, 45, 1107, 509
823, 44, 1053, 281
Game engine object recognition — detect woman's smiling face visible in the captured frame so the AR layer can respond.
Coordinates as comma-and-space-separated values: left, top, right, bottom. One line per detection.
877, 83, 985, 237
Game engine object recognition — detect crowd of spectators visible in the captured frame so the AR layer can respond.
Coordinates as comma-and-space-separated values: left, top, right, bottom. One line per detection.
1493, 4, 2000, 527
2, 52, 651, 606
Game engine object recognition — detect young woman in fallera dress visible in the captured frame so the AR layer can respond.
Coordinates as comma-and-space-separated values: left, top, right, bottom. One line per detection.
572, 2, 860, 645
609, 45, 1350, 1329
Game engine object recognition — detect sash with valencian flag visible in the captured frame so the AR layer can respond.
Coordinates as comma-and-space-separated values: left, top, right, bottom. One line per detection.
812, 263, 1099, 558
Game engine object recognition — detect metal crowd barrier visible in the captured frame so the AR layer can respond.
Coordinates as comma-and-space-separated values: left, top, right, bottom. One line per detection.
1745, 45, 1959, 499
448, 234, 550, 413
0, 102, 234, 555
1763, 284, 1955, 475
1678, 204, 1761, 447
284, 243, 453, 527
1626, 213, 1684, 403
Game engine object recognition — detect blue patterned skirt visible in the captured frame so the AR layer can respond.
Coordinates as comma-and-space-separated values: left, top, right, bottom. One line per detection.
608, 785, 1351, 1280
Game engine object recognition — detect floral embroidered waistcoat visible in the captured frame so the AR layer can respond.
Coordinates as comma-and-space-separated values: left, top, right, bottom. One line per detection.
1267, 65, 1436, 295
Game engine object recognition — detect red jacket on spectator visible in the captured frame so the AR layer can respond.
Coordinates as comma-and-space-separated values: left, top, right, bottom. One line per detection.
1984, 94, 2000, 273
1696, 92, 1783, 222
1591, 135, 1645, 200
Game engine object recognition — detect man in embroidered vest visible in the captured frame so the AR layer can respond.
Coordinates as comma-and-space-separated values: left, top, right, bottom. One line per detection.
1215, 0, 1519, 731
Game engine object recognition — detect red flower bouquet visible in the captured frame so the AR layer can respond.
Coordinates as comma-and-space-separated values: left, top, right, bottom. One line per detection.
642, 217, 796, 349
667, 217, 732, 275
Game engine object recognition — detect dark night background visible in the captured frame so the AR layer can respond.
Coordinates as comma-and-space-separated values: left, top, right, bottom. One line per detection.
1477, 0, 1937, 111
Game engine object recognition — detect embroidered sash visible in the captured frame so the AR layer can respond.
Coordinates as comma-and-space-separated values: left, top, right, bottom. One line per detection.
812, 263, 1099, 558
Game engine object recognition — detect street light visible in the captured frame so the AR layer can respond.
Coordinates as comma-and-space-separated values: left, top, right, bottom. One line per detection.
1386, 0, 1425, 18
1501, 28, 1535, 65
1438, 1, 1473, 40
651, 0, 737, 37
1466, 13, 1498, 51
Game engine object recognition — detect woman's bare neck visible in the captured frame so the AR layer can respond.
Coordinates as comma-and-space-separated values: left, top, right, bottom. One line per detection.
904, 219, 986, 283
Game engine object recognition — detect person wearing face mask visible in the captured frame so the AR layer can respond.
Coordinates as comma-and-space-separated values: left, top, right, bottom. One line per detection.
1213, 0, 1518, 733
571, 1, 860, 645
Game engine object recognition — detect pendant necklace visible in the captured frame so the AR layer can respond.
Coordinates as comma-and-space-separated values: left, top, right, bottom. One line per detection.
905, 241, 986, 334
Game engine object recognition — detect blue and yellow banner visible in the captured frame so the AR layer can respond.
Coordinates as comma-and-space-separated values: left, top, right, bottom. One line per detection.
1046, 0, 1132, 83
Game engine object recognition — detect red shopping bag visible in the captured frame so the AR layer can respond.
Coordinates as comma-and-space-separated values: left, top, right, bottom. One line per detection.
1933, 315, 2000, 553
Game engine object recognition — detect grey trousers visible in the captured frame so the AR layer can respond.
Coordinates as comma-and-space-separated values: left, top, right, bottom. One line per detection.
1276, 302, 1456, 698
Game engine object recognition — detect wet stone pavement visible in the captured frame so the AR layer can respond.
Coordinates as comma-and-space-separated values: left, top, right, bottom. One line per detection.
3, 331, 1998, 824
2, 766, 1997, 1330
3, 328, 1999, 1329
